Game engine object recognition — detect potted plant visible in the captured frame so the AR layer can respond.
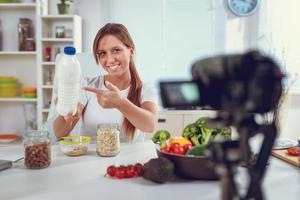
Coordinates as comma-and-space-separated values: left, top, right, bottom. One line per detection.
57, 0, 73, 15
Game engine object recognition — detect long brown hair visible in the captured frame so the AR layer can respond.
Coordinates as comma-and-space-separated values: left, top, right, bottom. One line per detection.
93, 23, 142, 141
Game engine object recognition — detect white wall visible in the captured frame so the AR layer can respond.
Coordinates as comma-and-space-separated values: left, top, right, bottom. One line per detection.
48, 0, 300, 139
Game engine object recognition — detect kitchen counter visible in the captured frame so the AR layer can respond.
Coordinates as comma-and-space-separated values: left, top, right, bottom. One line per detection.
0, 141, 299, 200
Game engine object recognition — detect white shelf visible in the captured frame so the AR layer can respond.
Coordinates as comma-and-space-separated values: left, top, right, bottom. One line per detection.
41, 15, 76, 19
0, 3, 36, 8
0, 51, 37, 55
42, 108, 50, 113
42, 85, 53, 89
42, 62, 55, 65
0, 98, 37, 102
42, 38, 74, 42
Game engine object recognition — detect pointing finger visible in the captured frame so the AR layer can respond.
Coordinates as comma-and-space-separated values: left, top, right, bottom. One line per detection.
83, 87, 104, 94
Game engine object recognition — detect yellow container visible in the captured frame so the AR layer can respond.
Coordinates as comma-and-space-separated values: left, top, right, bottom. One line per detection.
0, 77, 21, 97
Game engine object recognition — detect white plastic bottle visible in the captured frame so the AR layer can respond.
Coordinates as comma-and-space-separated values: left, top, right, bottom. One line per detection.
56, 46, 81, 116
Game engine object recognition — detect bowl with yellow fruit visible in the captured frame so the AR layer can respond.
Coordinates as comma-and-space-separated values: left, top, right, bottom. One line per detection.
153, 117, 231, 180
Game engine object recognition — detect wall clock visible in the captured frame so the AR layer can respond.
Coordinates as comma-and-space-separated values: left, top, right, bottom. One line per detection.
227, 0, 260, 17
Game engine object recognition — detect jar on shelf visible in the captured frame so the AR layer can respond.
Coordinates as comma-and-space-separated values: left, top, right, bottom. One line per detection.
45, 69, 53, 85
23, 131, 51, 169
44, 47, 51, 62
96, 123, 120, 157
24, 38, 35, 51
18, 18, 33, 51
55, 25, 65, 38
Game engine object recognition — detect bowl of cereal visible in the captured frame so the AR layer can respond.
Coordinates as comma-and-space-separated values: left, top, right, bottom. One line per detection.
58, 136, 91, 156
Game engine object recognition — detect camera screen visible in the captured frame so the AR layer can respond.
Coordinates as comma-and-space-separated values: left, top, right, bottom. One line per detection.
160, 81, 201, 109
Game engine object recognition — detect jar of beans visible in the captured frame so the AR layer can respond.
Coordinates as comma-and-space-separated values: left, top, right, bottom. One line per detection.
96, 123, 120, 157
23, 131, 51, 169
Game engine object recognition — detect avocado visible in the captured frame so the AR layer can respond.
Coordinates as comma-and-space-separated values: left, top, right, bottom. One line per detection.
141, 157, 174, 183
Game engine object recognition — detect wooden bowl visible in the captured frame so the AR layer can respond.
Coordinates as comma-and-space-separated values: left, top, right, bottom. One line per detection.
156, 146, 219, 180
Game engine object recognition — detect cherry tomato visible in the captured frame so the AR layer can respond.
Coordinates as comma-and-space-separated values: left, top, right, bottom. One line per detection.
170, 142, 180, 152
106, 165, 116, 177
126, 167, 136, 178
115, 168, 126, 179
160, 146, 170, 153
134, 163, 143, 176
172, 146, 185, 155
287, 147, 299, 156
183, 144, 192, 153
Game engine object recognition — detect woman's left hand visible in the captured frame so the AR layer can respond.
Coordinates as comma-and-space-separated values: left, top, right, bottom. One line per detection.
84, 81, 125, 109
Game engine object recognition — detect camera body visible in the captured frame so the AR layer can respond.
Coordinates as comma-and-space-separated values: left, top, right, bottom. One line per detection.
159, 50, 284, 200
160, 50, 283, 114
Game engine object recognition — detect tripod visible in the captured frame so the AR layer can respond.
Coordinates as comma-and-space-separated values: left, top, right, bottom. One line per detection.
208, 113, 277, 200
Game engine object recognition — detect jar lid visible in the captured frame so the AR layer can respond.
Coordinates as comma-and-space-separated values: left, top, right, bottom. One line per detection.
97, 123, 120, 129
58, 136, 91, 145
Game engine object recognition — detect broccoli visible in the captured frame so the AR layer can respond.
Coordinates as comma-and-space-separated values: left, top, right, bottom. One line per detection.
212, 127, 232, 140
152, 130, 171, 148
182, 123, 201, 146
195, 117, 207, 128
199, 127, 213, 145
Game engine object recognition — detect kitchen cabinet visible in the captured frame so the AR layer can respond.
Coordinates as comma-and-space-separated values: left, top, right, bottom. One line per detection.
37, 14, 82, 126
0, 1, 82, 134
0, 0, 47, 134
148, 110, 217, 139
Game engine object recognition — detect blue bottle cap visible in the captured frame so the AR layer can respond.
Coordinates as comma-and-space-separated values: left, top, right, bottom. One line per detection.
64, 46, 76, 55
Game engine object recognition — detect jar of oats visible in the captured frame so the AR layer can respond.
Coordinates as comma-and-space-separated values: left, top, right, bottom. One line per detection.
96, 123, 120, 157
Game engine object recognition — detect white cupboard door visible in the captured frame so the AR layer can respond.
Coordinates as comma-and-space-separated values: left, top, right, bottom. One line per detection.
146, 114, 183, 140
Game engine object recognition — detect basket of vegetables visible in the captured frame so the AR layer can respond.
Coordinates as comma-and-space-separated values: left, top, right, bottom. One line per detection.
152, 117, 231, 180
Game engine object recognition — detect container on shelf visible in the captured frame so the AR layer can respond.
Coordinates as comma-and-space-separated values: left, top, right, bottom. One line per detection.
44, 47, 51, 61
18, 18, 34, 51
24, 38, 35, 51
23, 131, 51, 169
45, 69, 53, 85
23, 87, 37, 98
96, 123, 120, 157
55, 25, 65, 38
0, 76, 21, 98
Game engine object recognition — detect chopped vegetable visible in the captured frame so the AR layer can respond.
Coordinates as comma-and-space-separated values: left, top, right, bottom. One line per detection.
152, 130, 171, 148
287, 147, 299, 156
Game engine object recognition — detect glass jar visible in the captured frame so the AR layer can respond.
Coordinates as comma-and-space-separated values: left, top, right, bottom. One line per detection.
23, 131, 51, 169
44, 47, 51, 61
96, 123, 120, 157
55, 25, 65, 38
18, 18, 33, 51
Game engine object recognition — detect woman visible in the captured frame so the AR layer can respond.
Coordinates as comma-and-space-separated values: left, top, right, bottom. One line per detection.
52, 23, 158, 142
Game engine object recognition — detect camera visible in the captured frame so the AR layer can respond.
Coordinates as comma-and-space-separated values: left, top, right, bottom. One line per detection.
159, 50, 284, 200
160, 50, 283, 114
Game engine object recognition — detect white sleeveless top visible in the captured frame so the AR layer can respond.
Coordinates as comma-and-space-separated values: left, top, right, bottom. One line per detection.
46, 75, 158, 143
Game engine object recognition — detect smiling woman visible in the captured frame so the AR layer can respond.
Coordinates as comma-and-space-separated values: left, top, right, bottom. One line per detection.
51, 23, 159, 143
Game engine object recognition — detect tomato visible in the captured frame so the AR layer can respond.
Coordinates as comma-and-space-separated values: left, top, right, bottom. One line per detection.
115, 168, 126, 179
106, 165, 116, 177
172, 146, 185, 155
126, 166, 136, 178
134, 163, 143, 176
170, 143, 180, 152
183, 144, 192, 153
287, 147, 299, 156
160, 146, 170, 153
